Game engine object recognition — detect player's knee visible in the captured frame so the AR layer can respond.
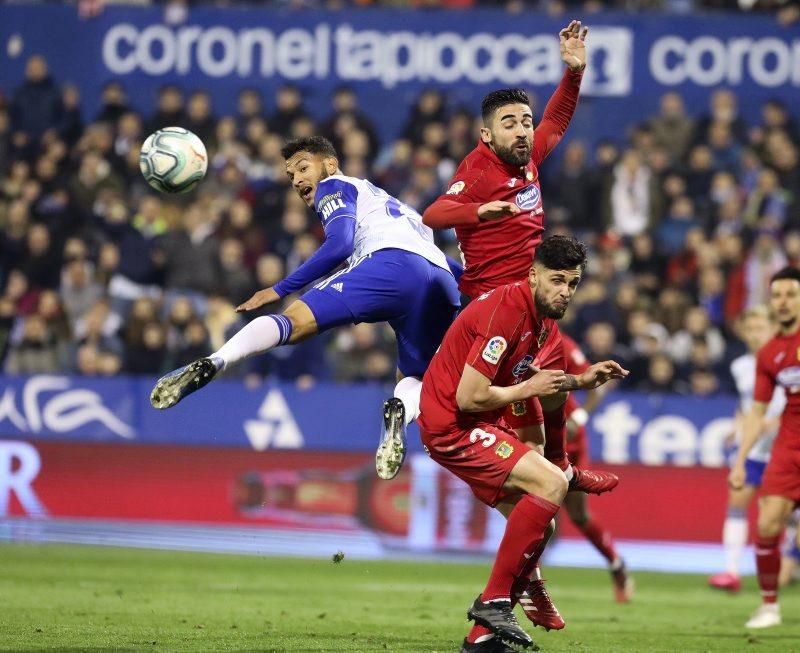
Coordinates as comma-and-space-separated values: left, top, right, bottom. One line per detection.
541, 466, 568, 504
757, 513, 783, 538
282, 303, 318, 342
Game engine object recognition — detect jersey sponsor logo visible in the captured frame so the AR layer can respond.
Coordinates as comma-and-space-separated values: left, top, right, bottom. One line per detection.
482, 336, 507, 365
512, 354, 535, 378
446, 180, 465, 195
511, 400, 527, 416
515, 184, 541, 210
776, 366, 800, 389
320, 197, 347, 220
495, 441, 514, 459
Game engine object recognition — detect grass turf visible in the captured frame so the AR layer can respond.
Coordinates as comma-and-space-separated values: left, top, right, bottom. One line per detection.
0, 543, 799, 652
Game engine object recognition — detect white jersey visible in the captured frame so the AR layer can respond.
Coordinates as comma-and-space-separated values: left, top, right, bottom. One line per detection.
731, 353, 786, 462
314, 174, 449, 271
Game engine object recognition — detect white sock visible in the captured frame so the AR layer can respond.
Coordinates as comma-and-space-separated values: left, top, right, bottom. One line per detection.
394, 376, 422, 426
723, 512, 748, 576
212, 315, 292, 370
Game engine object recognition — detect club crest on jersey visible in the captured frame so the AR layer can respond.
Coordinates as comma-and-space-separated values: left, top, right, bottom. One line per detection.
513, 354, 535, 378
482, 336, 507, 365
511, 401, 527, 416
537, 328, 550, 348
495, 442, 515, 459
515, 184, 541, 210
446, 181, 465, 195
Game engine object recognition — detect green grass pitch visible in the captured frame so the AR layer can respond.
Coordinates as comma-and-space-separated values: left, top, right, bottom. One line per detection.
1, 543, 799, 652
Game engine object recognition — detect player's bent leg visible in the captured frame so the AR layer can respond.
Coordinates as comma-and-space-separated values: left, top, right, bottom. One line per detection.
150, 305, 317, 410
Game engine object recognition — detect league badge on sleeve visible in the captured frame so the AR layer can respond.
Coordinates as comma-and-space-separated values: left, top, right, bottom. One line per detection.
482, 336, 507, 365
446, 181, 465, 195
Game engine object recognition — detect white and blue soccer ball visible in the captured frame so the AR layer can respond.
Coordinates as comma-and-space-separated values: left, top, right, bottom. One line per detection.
139, 127, 208, 194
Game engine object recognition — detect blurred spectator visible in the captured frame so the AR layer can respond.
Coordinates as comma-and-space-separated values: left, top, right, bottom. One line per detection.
4, 314, 61, 374
185, 90, 217, 149
147, 85, 186, 133
96, 82, 129, 125
10, 55, 63, 146
269, 84, 309, 138
648, 92, 694, 163
124, 321, 167, 375
330, 323, 395, 383
668, 306, 726, 365
609, 149, 656, 236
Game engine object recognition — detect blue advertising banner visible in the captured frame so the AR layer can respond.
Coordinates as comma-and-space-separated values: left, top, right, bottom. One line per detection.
0, 374, 737, 467
0, 6, 798, 145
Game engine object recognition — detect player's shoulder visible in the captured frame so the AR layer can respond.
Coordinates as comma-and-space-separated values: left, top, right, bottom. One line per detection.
315, 175, 360, 206
446, 145, 497, 196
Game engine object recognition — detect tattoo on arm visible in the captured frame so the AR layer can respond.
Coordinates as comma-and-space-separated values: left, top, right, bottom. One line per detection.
558, 374, 580, 392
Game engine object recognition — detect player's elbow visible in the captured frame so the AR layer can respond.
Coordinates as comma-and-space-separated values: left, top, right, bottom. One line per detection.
456, 385, 486, 412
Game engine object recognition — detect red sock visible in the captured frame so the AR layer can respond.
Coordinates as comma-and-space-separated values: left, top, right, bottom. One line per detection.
511, 521, 553, 604
465, 624, 494, 644
755, 535, 781, 604
482, 495, 560, 601
577, 519, 618, 564
543, 404, 569, 471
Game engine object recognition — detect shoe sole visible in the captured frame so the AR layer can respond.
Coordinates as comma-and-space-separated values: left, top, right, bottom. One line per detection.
375, 400, 407, 480
150, 360, 214, 410
466, 608, 534, 648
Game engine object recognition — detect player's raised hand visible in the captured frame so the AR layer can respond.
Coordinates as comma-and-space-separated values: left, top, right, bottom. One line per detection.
478, 201, 520, 221
559, 19, 589, 72
236, 287, 281, 312
577, 360, 628, 389
520, 368, 567, 398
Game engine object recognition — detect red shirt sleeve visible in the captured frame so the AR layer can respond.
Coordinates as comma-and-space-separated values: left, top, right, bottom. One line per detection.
753, 346, 776, 404
465, 289, 521, 381
531, 68, 583, 167
423, 162, 488, 229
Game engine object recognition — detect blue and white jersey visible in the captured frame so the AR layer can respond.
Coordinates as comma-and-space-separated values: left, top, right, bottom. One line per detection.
731, 353, 786, 462
314, 175, 449, 271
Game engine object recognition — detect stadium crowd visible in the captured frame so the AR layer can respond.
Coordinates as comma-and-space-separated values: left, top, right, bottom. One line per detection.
0, 53, 799, 393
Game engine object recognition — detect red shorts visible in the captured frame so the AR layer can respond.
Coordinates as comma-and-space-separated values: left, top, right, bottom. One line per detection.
566, 427, 588, 468
760, 436, 800, 504
503, 396, 544, 430
420, 420, 530, 507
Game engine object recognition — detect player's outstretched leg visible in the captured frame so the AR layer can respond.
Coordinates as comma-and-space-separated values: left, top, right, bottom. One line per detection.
375, 397, 407, 480
151, 306, 311, 410
150, 356, 223, 409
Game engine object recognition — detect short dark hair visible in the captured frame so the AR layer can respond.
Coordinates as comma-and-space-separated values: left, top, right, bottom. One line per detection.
481, 88, 530, 123
771, 266, 800, 285
281, 136, 338, 161
534, 235, 588, 271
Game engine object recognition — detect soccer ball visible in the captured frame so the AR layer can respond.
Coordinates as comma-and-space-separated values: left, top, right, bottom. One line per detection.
139, 127, 208, 194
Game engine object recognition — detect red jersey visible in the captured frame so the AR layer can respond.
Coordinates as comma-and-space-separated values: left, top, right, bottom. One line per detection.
754, 328, 800, 438
562, 334, 590, 418
419, 281, 565, 437
422, 69, 583, 298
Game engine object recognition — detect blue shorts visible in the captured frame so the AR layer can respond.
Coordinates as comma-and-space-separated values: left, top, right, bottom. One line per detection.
745, 458, 767, 488
302, 249, 461, 377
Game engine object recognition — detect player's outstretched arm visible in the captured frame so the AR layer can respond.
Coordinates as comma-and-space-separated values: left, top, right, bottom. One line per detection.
236, 216, 356, 312
532, 20, 587, 165
729, 402, 769, 490
456, 364, 566, 412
